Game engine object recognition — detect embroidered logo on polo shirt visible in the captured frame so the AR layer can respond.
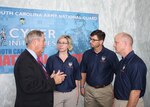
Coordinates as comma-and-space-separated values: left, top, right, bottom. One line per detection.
100, 56, 106, 62
68, 62, 73, 68
121, 65, 126, 72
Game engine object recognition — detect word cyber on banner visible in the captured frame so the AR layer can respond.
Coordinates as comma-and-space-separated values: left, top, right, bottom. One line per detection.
0, 6, 99, 74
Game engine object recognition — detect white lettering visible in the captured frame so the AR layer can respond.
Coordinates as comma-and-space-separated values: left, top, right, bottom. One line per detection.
10, 28, 19, 38
20, 29, 29, 38
48, 30, 55, 38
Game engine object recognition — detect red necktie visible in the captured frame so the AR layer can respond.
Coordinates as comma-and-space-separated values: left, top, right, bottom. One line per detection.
37, 57, 49, 79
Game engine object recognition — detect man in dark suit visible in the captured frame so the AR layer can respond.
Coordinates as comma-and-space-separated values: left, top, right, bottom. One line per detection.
14, 30, 66, 107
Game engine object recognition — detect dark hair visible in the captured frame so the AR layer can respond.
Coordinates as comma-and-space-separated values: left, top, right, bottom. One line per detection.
90, 29, 105, 40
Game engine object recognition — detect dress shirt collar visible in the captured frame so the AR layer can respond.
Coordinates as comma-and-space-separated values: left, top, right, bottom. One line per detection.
26, 48, 37, 61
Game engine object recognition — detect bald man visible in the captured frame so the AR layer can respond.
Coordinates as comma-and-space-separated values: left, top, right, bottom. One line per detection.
113, 32, 147, 107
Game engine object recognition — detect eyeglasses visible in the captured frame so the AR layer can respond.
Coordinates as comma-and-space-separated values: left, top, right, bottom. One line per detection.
57, 42, 68, 45
89, 38, 100, 42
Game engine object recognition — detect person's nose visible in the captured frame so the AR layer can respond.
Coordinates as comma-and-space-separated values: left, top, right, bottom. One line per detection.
89, 40, 92, 43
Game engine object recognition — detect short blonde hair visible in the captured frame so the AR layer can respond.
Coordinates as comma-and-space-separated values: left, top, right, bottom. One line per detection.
57, 35, 73, 51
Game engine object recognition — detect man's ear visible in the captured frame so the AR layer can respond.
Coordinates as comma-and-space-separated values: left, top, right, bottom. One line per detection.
100, 40, 104, 45
32, 39, 37, 46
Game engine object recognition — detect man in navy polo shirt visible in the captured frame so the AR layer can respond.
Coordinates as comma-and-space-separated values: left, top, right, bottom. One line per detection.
113, 32, 147, 107
80, 29, 119, 107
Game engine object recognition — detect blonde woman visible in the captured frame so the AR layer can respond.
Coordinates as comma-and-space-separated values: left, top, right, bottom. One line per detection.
46, 35, 81, 107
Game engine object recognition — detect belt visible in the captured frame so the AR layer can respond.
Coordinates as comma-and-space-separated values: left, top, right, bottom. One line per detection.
89, 83, 110, 89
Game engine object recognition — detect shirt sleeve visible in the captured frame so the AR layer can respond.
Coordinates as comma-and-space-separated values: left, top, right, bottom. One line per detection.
111, 53, 119, 74
130, 60, 147, 90
80, 52, 87, 73
46, 56, 53, 75
73, 58, 82, 80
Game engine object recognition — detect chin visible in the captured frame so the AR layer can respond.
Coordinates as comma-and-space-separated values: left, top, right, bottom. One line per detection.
59, 50, 66, 52
116, 51, 120, 55
38, 52, 43, 56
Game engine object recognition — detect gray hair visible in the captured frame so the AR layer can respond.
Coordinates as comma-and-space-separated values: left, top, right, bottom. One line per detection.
25, 30, 44, 45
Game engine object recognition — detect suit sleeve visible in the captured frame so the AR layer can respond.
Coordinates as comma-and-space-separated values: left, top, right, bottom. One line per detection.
15, 58, 55, 94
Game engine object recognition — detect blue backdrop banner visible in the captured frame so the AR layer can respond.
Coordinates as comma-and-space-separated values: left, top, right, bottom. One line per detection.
0, 6, 99, 74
